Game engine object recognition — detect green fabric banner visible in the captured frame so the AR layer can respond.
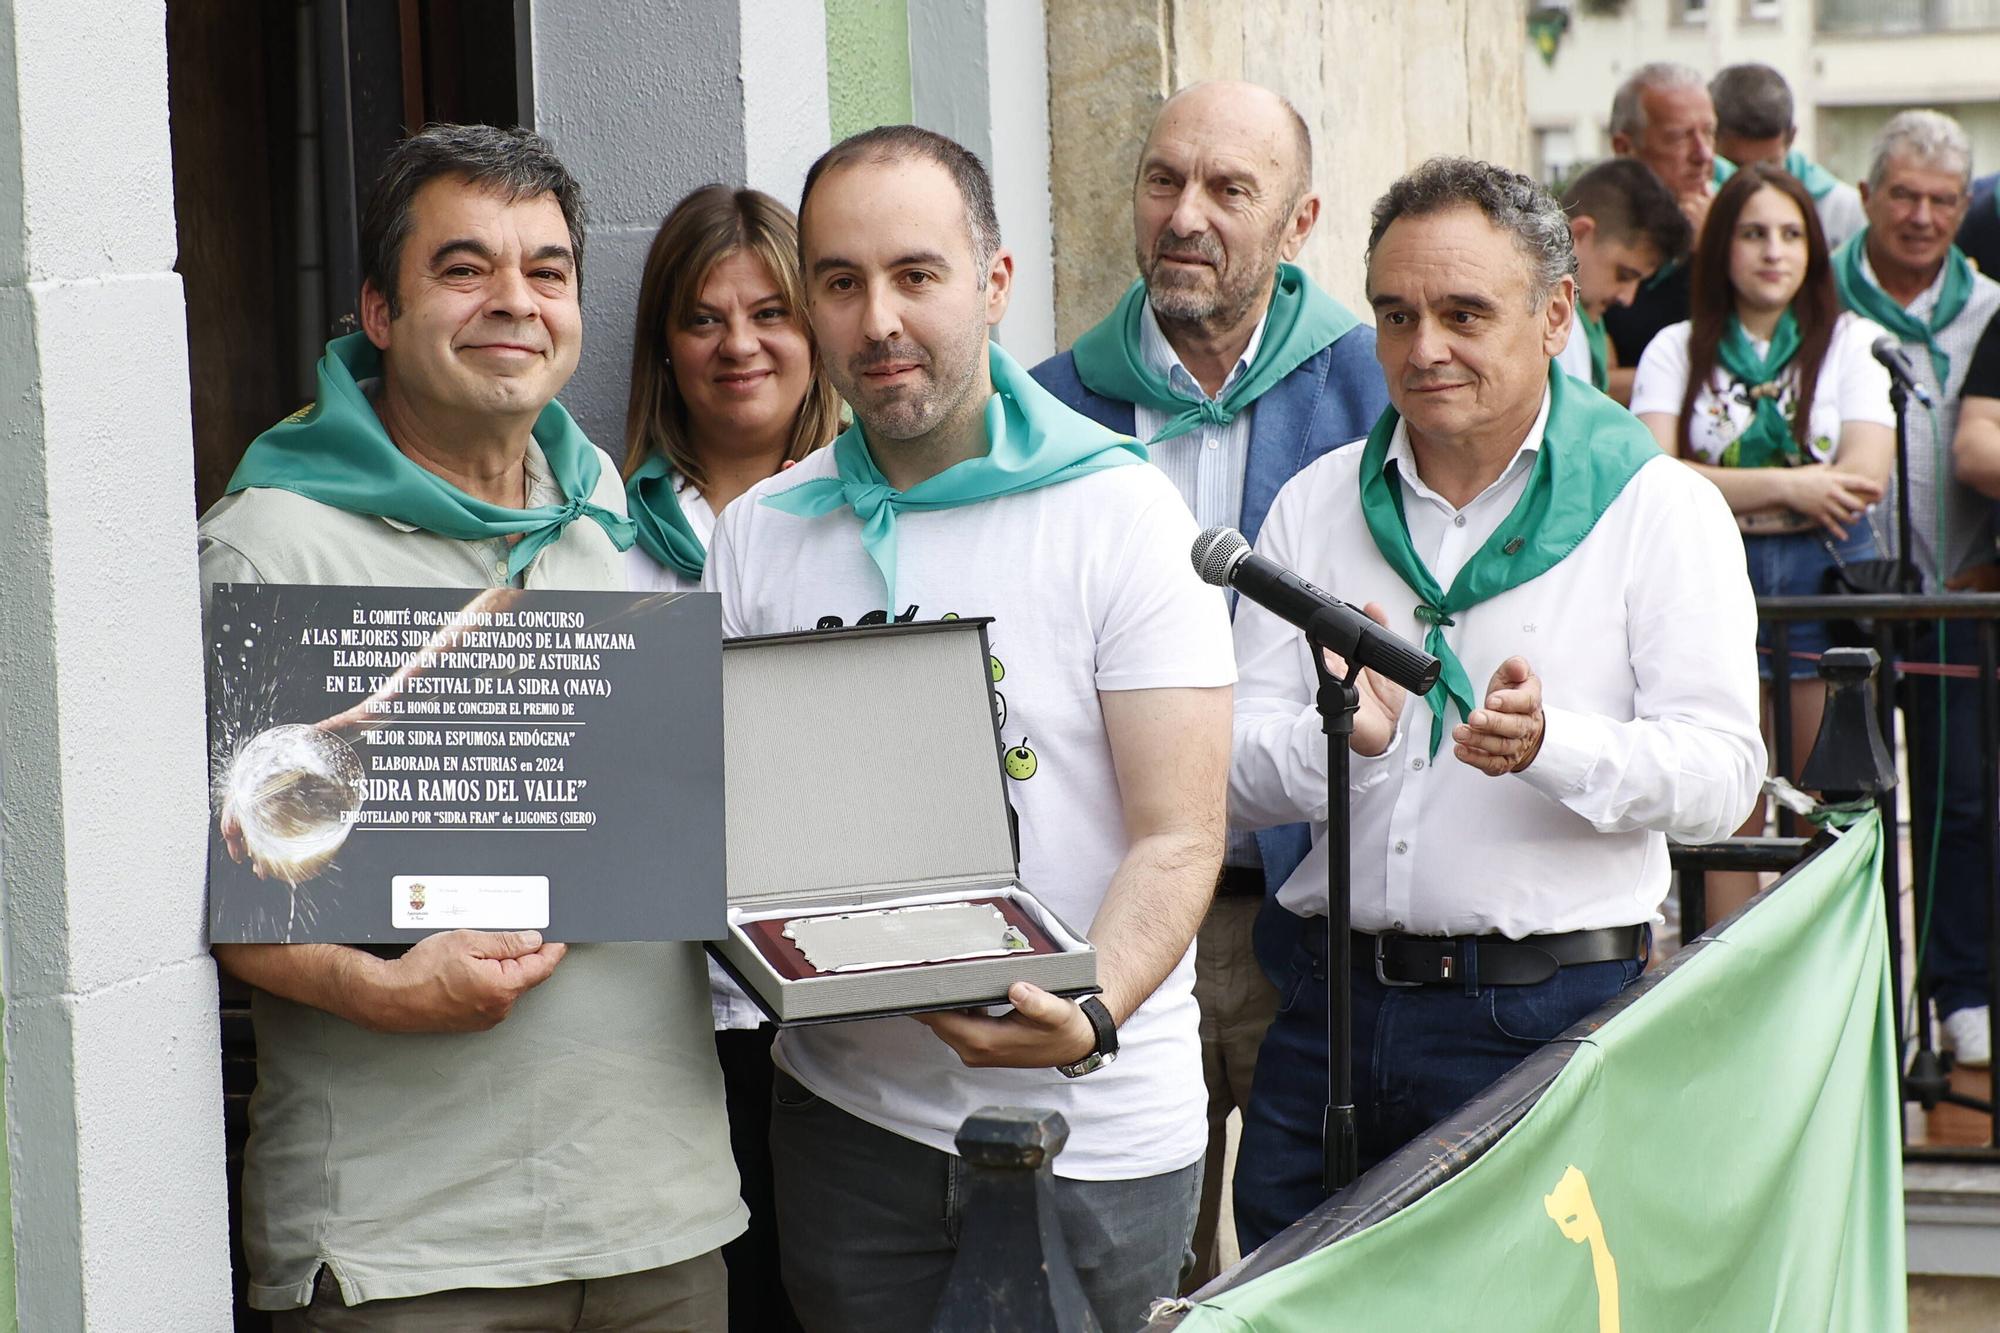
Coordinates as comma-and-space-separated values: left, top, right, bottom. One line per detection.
1178, 812, 1902, 1332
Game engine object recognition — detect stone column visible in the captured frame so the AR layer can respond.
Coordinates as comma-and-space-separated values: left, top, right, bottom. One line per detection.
1045, 0, 1530, 343
0, 2, 234, 1327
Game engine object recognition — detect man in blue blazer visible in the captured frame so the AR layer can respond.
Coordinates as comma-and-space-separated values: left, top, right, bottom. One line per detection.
1033, 80, 1387, 1284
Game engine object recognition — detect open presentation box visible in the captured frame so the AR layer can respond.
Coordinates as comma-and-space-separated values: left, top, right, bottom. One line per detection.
709, 618, 1099, 1025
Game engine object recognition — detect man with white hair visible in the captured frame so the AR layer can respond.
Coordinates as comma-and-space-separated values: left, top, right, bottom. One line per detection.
1709, 63, 1865, 250
1836, 109, 2000, 1067
1602, 62, 1718, 399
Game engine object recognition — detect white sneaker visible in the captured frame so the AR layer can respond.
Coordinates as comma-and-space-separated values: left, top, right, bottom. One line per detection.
1943, 1007, 1991, 1069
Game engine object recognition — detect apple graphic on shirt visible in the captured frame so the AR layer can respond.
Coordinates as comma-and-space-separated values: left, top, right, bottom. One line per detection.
1005, 738, 1038, 781
990, 655, 1005, 683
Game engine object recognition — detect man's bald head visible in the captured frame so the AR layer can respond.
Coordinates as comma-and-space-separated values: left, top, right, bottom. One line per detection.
1148, 80, 1313, 205
1131, 80, 1322, 338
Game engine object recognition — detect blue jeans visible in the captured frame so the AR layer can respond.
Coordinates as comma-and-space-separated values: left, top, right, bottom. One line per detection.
768, 1070, 1200, 1333
1233, 915, 1643, 1253
1745, 523, 1878, 681
1904, 618, 1995, 1018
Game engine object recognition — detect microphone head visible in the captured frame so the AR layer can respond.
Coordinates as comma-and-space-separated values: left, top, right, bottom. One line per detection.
1191, 527, 1249, 587
1871, 335, 1909, 369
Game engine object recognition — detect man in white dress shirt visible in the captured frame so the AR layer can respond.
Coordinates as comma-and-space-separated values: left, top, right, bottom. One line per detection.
1228, 157, 1765, 1248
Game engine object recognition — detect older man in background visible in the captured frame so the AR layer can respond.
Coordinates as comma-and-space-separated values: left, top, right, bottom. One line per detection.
1835, 110, 2000, 1067
1709, 62, 1865, 250
1032, 79, 1385, 1285
1602, 62, 1718, 400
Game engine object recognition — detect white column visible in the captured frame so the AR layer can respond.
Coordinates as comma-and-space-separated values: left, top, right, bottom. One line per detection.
910, 0, 1058, 364
0, 2, 233, 1328
741, 0, 833, 208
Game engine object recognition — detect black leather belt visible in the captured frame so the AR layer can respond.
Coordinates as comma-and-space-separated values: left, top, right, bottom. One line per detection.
1216, 865, 1266, 898
1359, 925, 1645, 987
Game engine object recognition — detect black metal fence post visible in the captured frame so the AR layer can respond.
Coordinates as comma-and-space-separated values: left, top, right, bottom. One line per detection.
931, 1108, 1101, 1333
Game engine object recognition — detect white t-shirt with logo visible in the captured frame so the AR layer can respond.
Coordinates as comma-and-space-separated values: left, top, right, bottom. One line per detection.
1629, 310, 1894, 464
704, 448, 1235, 1179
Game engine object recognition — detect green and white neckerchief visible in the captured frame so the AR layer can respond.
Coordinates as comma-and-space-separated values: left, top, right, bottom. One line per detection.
228, 332, 633, 578
1357, 367, 1658, 758
1833, 230, 1973, 388
761, 343, 1145, 607
1715, 309, 1805, 468
1069, 263, 1360, 444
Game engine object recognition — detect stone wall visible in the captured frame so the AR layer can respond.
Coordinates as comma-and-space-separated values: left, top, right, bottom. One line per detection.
1045, 0, 1530, 344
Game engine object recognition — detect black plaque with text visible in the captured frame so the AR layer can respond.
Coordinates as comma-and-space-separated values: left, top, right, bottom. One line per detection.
205, 583, 722, 943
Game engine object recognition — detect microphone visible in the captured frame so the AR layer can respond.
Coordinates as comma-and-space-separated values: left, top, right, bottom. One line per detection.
1192, 527, 1441, 695
1871, 336, 1934, 407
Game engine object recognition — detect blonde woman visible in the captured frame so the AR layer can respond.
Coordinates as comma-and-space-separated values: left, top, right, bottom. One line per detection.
621, 184, 839, 1333
622, 185, 842, 593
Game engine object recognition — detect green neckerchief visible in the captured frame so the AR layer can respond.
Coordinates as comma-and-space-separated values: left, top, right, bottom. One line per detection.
1712, 152, 1842, 201
1715, 310, 1805, 468
1358, 366, 1658, 758
227, 332, 633, 578
1580, 310, 1609, 392
761, 343, 1145, 606
624, 452, 707, 581
1832, 229, 1973, 387
1068, 262, 1361, 444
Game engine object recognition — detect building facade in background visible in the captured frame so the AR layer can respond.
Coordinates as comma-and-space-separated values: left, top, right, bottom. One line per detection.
1523, 0, 2000, 187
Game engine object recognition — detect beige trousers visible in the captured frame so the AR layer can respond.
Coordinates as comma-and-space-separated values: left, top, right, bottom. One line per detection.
271, 1249, 728, 1333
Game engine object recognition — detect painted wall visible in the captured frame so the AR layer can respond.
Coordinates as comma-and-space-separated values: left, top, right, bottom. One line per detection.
908, 0, 1057, 364
1045, 0, 1530, 343
529, 0, 748, 455
827, 0, 913, 140
0, 2, 233, 1326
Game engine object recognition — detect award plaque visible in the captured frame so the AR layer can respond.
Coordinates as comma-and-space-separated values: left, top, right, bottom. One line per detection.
708, 618, 1099, 1024
204, 583, 724, 943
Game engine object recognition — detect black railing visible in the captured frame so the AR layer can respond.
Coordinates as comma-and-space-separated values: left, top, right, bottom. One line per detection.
1756, 592, 2000, 1152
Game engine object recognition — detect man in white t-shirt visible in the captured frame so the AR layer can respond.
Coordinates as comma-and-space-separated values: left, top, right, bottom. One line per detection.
704, 125, 1234, 1332
1555, 158, 1691, 394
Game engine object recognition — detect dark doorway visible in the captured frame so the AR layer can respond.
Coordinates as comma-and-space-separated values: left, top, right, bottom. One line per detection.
169, 0, 528, 515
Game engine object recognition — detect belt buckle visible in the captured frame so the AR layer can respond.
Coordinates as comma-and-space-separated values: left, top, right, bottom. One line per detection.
1373, 933, 1421, 988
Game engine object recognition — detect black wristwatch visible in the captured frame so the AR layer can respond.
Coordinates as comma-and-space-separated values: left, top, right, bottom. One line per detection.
1056, 995, 1119, 1078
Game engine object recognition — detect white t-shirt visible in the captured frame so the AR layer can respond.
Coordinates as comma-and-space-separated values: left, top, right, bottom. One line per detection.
705, 448, 1236, 1179
623, 475, 768, 1031
1629, 310, 1894, 464
1555, 318, 1595, 386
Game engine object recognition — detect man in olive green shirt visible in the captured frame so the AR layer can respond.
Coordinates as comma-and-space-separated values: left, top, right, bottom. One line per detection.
199, 125, 741, 1331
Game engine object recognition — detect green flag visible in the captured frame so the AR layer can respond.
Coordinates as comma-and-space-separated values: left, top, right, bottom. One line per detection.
1174, 812, 1903, 1332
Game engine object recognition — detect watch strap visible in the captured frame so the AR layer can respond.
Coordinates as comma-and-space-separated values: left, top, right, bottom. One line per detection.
1077, 994, 1117, 1057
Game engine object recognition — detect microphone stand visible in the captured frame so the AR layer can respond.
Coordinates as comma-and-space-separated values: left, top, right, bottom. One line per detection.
1308, 611, 1361, 1193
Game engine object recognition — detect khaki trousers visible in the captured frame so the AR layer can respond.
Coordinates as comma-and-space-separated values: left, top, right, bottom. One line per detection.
271, 1249, 728, 1333
1186, 892, 1281, 1288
